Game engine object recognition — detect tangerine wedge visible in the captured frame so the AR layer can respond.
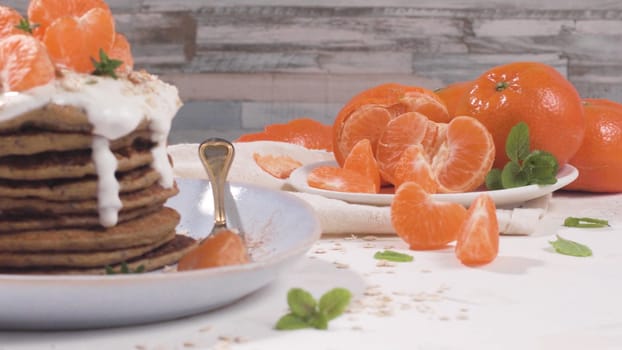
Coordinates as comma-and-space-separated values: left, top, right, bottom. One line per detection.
0, 6, 24, 39
0, 34, 55, 92
343, 139, 381, 193
391, 182, 467, 250
455, 194, 499, 266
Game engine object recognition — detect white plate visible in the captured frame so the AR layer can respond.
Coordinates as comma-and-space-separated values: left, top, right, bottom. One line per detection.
0, 179, 321, 330
288, 160, 578, 207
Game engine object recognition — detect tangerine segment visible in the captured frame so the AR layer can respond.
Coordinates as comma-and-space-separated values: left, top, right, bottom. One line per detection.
565, 98, 622, 192
333, 83, 450, 165
391, 182, 467, 250
253, 153, 302, 179
393, 144, 439, 193
307, 166, 376, 194
432, 116, 495, 193
0, 6, 23, 39
109, 33, 133, 73
343, 139, 381, 193
333, 105, 391, 165
455, 61, 584, 168
376, 112, 446, 185
43, 7, 115, 73
177, 230, 249, 271
455, 194, 499, 266
0, 34, 55, 92
28, 0, 110, 38
237, 118, 333, 152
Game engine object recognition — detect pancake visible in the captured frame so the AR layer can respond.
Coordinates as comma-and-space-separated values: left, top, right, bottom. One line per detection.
0, 143, 154, 180
0, 235, 173, 268
0, 103, 150, 134
0, 203, 163, 233
0, 166, 161, 201
0, 207, 180, 252
0, 234, 198, 275
0, 128, 152, 157
0, 182, 178, 215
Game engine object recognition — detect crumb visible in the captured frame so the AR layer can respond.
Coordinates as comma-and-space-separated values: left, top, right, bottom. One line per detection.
439, 315, 450, 321
362, 243, 375, 249
334, 262, 349, 269
199, 326, 212, 332
376, 260, 396, 268
134, 345, 147, 350
362, 235, 378, 241
183, 341, 196, 347
314, 249, 326, 254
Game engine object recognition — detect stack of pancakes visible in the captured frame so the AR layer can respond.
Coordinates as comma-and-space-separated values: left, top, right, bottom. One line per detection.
0, 104, 197, 274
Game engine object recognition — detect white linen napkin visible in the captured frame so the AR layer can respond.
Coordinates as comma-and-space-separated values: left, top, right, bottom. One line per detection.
168, 142, 547, 235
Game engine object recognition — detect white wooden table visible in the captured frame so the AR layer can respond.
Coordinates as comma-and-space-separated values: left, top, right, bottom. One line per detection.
1, 191, 621, 350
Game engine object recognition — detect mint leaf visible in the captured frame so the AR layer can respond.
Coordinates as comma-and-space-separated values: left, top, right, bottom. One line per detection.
105, 262, 145, 275
485, 168, 503, 190
505, 121, 530, 162
549, 235, 592, 257
563, 217, 610, 228
318, 288, 352, 321
523, 150, 558, 185
373, 250, 414, 262
287, 288, 317, 318
275, 313, 311, 330
308, 312, 329, 330
501, 161, 528, 188
276, 287, 352, 331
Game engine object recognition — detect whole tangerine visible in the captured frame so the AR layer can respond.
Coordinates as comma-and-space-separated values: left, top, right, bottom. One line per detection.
565, 98, 622, 192
455, 62, 585, 168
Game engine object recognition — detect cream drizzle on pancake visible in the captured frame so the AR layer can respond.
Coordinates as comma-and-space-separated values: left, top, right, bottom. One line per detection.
0, 70, 181, 227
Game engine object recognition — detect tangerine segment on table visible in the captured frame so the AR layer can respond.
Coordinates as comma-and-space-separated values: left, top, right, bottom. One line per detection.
431, 116, 495, 193
28, 0, 110, 38
42, 7, 115, 73
237, 118, 333, 152
177, 230, 249, 271
333, 83, 450, 165
253, 153, 302, 179
393, 144, 439, 193
565, 98, 622, 193
343, 139, 381, 193
0, 34, 55, 92
0, 6, 24, 39
391, 182, 467, 250
455, 61, 585, 169
455, 194, 499, 266
375, 112, 446, 185
307, 166, 376, 194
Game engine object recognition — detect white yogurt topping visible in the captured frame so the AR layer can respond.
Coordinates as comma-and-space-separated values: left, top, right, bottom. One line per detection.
0, 70, 182, 227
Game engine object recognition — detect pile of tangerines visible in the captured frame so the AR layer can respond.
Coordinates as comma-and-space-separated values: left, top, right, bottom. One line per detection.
0, 0, 132, 92
242, 62, 622, 266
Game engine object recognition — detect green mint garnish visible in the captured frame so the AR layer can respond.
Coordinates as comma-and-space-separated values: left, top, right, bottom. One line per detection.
563, 217, 610, 228
549, 235, 592, 257
91, 49, 123, 79
373, 250, 414, 262
105, 262, 145, 275
275, 287, 352, 331
15, 19, 39, 34
486, 122, 559, 190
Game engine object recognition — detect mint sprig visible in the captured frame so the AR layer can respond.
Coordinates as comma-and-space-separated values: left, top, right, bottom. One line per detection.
275, 288, 352, 330
105, 262, 145, 275
563, 217, 610, 228
373, 250, 414, 262
486, 122, 559, 189
15, 18, 39, 34
91, 49, 123, 79
548, 235, 592, 257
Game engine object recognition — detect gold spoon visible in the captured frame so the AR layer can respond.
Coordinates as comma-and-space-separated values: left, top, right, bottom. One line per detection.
177, 138, 249, 270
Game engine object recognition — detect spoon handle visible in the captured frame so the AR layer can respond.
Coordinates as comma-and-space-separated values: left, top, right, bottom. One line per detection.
198, 138, 235, 231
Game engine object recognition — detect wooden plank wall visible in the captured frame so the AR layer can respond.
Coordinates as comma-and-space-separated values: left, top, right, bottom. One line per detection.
5, 0, 622, 143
